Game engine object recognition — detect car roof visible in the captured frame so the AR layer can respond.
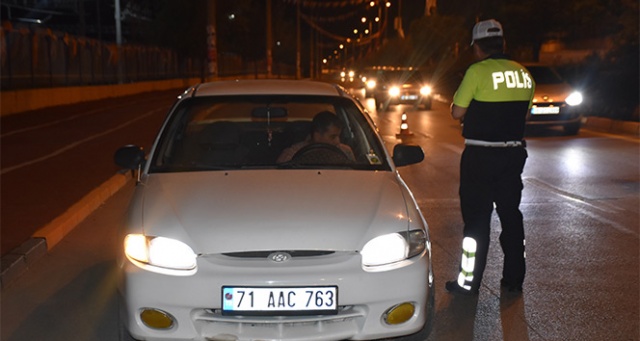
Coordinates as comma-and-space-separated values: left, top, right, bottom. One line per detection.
186, 79, 348, 98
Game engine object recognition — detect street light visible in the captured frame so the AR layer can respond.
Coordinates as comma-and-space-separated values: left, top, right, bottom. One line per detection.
384, 1, 391, 42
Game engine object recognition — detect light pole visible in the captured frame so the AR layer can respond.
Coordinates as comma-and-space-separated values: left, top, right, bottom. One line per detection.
384, 1, 391, 43
296, 0, 301, 79
266, 0, 272, 78
114, 0, 123, 83
206, 0, 218, 81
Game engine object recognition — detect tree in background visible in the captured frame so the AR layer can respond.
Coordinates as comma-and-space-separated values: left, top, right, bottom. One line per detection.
140, 0, 208, 59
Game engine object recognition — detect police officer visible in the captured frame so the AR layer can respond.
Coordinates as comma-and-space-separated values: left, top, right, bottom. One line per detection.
446, 19, 535, 295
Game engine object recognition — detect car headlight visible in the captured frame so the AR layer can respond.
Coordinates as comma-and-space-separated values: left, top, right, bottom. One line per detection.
366, 80, 377, 89
124, 234, 197, 276
420, 85, 432, 96
389, 86, 401, 97
566, 91, 583, 106
361, 230, 426, 271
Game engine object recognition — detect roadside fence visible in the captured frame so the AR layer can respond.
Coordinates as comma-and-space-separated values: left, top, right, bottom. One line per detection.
0, 23, 297, 91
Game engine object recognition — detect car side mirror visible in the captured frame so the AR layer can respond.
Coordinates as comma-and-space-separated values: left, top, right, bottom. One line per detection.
392, 144, 424, 167
114, 145, 145, 170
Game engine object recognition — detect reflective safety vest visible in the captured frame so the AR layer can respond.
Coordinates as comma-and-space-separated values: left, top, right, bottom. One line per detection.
453, 55, 535, 142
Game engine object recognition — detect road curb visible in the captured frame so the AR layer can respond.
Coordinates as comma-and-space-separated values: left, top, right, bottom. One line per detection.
1, 172, 132, 289
583, 117, 640, 137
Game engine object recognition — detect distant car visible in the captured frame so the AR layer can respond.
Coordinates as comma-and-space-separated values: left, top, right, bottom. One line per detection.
114, 79, 434, 341
334, 69, 365, 89
369, 68, 435, 111
525, 64, 584, 135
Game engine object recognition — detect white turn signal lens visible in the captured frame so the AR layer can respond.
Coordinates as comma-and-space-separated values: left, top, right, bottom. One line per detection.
124, 234, 197, 275
149, 237, 197, 270
566, 91, 583, 106
361, 233, 408, 267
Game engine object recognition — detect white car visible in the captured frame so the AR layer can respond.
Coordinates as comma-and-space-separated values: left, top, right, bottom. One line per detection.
114, 79, 434, 341
525, 63, 584, 135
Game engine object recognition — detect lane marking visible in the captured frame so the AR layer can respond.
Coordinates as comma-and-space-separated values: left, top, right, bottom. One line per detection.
524, 177, 637, 236
564, 201, 638, 237
439, 142, 464, 155
1, 108, 163, 175
524, 177, 625, 213
1, 97, 163, 138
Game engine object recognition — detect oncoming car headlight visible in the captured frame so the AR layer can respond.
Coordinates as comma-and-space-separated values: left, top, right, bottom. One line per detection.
366, 79, 377, 89
124, 234, 197, 276
420, 85, 432, 96
388, 86, 401, 97
361, 230, 426, 271
565, 91, 583, 106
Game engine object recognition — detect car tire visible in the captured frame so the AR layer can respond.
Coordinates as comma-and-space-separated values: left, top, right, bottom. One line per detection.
118, 297, 139, 341
422, 99, 432, 111
564, 122, 581, 135
119, 327, 138, 341
375, 99, 387, 112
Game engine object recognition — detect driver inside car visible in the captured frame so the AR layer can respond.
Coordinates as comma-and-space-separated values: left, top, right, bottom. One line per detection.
276, 111, 355, 163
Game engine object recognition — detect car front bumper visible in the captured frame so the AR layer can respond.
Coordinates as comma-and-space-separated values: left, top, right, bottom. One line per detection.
120, 250, 433, 341
378, 93, 432, 105
527, 104, 582, 126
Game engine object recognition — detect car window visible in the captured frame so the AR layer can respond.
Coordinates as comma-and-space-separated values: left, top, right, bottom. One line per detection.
149, 95, 391, 172
376, 71, 427, 84
526, 66, 564, 85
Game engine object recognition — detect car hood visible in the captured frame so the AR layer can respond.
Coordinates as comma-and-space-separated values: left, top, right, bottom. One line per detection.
533, 82, 573, 103
135, 170, 412, 254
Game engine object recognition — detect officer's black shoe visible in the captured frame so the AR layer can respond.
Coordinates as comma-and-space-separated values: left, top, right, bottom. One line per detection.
500, 279, 523, 293
445, 280, 479, 296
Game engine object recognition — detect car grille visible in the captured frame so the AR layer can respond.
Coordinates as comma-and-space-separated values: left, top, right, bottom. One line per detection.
221, 250, 335, 258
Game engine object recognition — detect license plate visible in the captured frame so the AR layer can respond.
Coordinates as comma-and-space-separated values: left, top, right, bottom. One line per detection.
531, 106, 560, 114
401, 95, 418, 100
222, 286, 338, 315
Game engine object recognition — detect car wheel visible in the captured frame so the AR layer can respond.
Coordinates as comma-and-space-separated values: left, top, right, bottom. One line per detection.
422, 99, 432, 111
118, 297, 139, 341
375, 99, 387, 112
564, 122, 580, 135
119, 327, 138, 341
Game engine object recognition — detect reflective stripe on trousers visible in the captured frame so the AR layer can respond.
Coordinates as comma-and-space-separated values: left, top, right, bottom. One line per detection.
456, 237, 477, 291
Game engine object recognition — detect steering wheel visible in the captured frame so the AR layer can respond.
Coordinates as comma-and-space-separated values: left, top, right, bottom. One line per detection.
290, 143, 351, 164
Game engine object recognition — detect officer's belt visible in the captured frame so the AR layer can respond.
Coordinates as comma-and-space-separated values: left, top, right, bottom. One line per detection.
465, 139, 525, 148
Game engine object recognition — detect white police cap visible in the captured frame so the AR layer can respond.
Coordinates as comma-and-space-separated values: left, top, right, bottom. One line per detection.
471, 19, 503, 45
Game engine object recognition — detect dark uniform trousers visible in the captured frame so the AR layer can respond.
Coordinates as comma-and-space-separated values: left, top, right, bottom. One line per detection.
459, 144, 528, 290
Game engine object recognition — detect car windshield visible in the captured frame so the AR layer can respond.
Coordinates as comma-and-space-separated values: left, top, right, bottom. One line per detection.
526, 66, 564, 85
149, 95, 391, 172
375, 71, 428, 85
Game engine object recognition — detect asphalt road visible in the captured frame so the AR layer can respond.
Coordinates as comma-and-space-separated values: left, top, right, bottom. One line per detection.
1, 89, 181, 255
1, 89, 639, 340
